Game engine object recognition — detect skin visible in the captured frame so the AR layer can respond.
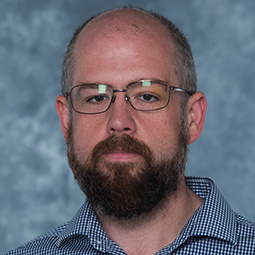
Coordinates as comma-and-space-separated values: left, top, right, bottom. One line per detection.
56, 9, 207, 255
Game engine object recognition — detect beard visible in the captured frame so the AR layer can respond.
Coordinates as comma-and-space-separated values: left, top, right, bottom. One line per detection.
66, 120, 188, 220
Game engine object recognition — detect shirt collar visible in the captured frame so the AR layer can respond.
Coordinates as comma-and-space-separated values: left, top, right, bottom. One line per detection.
56, 202, 115, 253
176, 177, 237, 246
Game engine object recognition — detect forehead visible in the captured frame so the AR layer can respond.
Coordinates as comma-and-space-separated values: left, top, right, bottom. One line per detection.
80, 9, 171, 41
72, 9, 176, 85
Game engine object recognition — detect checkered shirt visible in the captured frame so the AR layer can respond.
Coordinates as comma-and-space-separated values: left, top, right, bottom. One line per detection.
6, 177, 255, 254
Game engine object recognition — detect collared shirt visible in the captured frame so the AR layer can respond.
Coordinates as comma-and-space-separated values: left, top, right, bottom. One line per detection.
6, 177, 255, 254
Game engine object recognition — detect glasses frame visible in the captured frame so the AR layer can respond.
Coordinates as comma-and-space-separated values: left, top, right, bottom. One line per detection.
65, 79, 194, 115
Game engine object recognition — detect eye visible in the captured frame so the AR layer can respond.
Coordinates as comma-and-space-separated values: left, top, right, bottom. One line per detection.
138, 93, 159, 102
86, 94, 110, 103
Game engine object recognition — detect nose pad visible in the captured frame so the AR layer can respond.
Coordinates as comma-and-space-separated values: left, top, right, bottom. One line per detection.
125, 95, 130, 102
111, 95, 116, 104
110, 94, 129, 107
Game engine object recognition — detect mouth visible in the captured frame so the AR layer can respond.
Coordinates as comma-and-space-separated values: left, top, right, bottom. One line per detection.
102, 150, 142, 162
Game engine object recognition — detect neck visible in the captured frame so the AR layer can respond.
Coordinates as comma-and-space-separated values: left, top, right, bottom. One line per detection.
96, 176, 203, 255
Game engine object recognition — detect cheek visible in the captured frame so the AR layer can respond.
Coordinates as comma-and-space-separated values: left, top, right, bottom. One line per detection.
138, 114, 181, 161
71, 116, 108, 160
154, 131, 179, 161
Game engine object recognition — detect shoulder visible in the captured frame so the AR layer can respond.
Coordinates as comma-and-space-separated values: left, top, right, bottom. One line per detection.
6, 202, 99, 255
231, 213, 255, 253
235, 212, 255, 237
6, 223, 67, 254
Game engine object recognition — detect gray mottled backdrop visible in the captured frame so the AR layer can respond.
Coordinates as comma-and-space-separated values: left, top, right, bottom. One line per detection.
1, 0, 255, 253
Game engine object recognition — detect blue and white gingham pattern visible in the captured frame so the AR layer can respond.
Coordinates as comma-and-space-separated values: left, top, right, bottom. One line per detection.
6, 177, 255, 254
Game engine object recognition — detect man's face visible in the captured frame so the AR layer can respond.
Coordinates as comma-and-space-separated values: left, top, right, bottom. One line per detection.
66, 12, 188, 219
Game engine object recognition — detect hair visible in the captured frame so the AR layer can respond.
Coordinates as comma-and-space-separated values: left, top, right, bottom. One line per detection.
61, 7, 197, 111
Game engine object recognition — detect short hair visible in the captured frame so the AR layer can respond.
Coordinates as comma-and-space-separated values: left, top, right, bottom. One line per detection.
61, 7, 197, 108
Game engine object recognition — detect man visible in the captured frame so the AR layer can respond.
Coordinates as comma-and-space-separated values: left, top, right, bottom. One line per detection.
7, 7, 255, 255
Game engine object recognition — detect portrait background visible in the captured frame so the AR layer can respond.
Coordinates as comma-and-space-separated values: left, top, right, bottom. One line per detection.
1, 0, 255, 253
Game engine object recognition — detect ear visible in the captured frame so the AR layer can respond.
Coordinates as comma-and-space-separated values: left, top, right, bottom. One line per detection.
186, 91, 207, 144
56, 95, 70, 141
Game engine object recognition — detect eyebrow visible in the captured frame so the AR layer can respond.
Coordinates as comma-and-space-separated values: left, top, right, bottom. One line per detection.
74, 78, 171, 90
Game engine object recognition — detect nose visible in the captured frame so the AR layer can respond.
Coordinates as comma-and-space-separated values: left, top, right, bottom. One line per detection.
106, 93, 137, 135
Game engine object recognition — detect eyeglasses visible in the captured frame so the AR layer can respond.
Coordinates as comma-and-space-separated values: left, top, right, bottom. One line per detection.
65, 79, 194, 115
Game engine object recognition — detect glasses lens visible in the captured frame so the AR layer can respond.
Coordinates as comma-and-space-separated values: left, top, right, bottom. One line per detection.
127, 80, 170, 111
71, 84, 113, 114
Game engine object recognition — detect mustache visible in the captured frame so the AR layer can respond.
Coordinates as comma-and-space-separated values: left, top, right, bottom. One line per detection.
91, 134, 153, 161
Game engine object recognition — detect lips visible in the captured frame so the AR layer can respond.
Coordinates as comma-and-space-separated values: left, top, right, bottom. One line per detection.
102, 150, 142, 162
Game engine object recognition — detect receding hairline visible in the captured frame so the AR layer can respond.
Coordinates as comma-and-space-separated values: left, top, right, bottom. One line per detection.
75, 7, 174, 46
